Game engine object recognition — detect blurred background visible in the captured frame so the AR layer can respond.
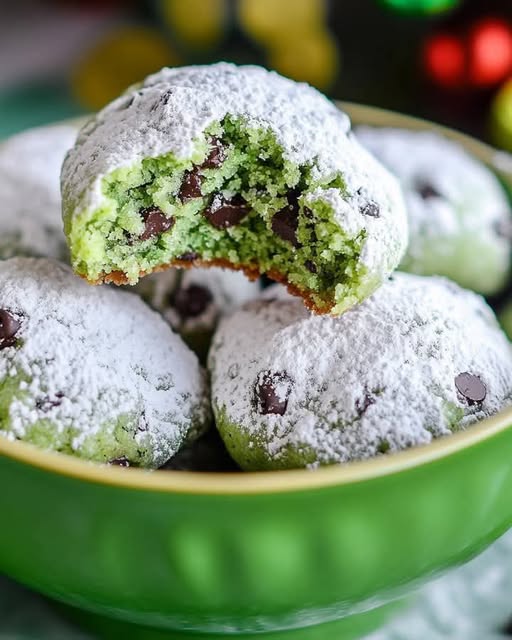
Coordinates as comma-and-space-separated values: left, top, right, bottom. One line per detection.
0, 0, 511, 148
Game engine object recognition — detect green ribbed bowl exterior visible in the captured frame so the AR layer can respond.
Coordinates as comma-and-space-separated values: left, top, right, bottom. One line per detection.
1, 420, 512, 638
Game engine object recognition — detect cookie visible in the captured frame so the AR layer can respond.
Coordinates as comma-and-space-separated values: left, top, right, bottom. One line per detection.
0, 258, 210, 468
134, 266, 261, 361
208, 273, 512, 470
356, 126, 512, 295
0, 123, 78, 260
62, 63, 407, 315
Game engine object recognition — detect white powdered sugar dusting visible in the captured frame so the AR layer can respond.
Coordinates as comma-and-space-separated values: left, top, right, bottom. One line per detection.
62, 63, 407, 275
0, 123, 79, 259
355, 126, 512, 259
209, 274, 512, 467
0, 257, 210, 466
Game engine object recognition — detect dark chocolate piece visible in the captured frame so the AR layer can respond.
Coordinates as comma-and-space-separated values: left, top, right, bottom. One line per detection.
201, 138, 226, 169
36, 392, 64, 412
494, 218, 512, 241
355, 393, 376, 418
179, 169, 203, 202
455, 372, 486, 405
173, 285, 213, 319
254, 370, 293, 416
177, 252, 200, 261
109, 457, 130, 467
0, 310, 20, 349
272, 201, 301, 247
203, 194, 250, 229
139, 207, 174, 241
415, 180, 442, 200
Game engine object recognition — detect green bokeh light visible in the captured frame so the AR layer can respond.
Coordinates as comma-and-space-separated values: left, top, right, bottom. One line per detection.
380, 0, 460, 14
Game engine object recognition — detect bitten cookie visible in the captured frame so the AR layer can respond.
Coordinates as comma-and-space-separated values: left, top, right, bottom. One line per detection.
134, 266, 260, 360
0, 258, 210, 468
356, 126, 512, 295
209, 273, 512, 470
62, 63, 407, 315
0, 123, 78, 260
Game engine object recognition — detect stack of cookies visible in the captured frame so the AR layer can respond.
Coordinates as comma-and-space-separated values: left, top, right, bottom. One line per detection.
0, 63, 511, 471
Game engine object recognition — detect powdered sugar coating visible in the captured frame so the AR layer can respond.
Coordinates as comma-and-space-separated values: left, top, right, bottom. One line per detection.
0, 123, 78, 260
356, 126, 512, 294
62, 63, 407, 280
209, 273, 512, 469
0, 258, 210, 467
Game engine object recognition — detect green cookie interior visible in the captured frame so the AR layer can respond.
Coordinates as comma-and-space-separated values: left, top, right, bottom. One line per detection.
67, 116, 372, 313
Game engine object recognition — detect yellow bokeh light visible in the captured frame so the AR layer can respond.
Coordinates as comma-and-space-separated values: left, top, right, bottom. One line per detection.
160, 0, 227, 49
490, 79, 512, 152
72, 27, 180, 111
268, 29, 340, 89
238, 0, 326, 45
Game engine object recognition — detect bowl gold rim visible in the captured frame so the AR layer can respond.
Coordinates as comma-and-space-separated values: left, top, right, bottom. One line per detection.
342, 101, 512, 179
1, 406, 512, 494
0, 103, 511, 496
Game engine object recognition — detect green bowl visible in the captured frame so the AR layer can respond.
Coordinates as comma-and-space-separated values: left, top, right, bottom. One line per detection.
1, 105, 512, 640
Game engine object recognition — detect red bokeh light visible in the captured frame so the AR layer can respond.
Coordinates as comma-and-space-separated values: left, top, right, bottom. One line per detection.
469, 18, 512, 87
423, 33, 465, 88
423, 18, 512, 91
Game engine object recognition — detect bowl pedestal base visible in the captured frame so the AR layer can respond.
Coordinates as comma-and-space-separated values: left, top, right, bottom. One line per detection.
60, 600, 404, 640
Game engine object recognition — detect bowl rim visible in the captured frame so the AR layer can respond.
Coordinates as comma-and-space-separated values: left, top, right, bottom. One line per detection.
0, 102, 511, 496
2, 406, 512, 495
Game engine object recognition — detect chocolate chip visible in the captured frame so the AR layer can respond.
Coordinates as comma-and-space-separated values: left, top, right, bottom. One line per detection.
0, 310, 20, 349
201, 138, 226, 169
355, 393, 375, 418
360, 201, 380, 218
455, 372, 486, 405
286, 188, 301, 204
254, 370, 293, 416
139, 207, 174, 241
160, 88, 174, 105
36, 392, 64, 412
415, 180, 442, 200
177, 251, 199, 261
305, 260, 317, 273
179, 169, 203, 202
271, 194, 301, 247
109, 457, 130, 467
203, 194, 250, 229
173, 284, 213, 318
494, 217, 512, 241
